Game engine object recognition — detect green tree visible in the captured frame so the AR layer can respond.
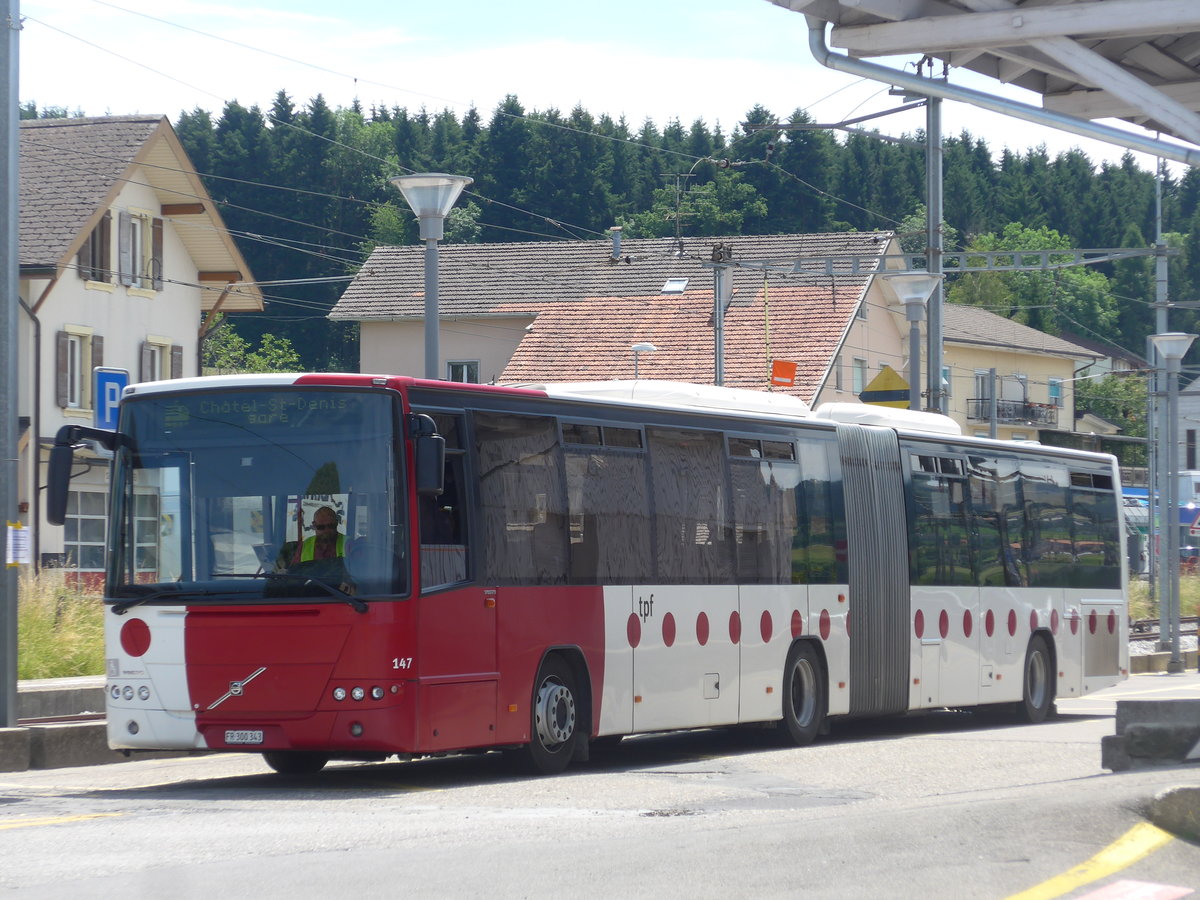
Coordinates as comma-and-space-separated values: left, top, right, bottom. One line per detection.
1075, 371, 1149, 464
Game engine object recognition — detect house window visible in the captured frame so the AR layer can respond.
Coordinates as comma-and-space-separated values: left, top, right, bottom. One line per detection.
974, 370, 993, 401
855, 299, 867, 320
447, 361, 479, 383
140, 338, 183, 383
77, 211, 112, 282
941, 365, 951, 398
834, 358, 843, 392
63, 490, 107, 571
119, 210, 163, 291
1048, 377, 1063, 408
57, 328, 102, 410
852, 358, 867, 395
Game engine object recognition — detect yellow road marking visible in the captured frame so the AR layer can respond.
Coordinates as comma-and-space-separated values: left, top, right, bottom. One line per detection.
0, 813, 121, 831
1004, 822, 1176, 900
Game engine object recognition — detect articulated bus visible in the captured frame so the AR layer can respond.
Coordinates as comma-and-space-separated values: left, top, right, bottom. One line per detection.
47, 374, 1127, 775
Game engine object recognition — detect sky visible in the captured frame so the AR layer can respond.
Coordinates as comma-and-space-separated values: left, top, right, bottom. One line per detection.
17, 0, 1189, 175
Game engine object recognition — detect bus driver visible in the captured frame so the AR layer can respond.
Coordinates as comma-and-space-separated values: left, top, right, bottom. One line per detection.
277, 505, 356, 594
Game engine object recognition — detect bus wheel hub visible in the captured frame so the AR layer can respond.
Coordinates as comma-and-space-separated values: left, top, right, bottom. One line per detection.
535, 680, 575, 746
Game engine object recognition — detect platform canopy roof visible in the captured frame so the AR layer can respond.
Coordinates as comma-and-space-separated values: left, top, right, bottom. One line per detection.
769, 0, 1200, 165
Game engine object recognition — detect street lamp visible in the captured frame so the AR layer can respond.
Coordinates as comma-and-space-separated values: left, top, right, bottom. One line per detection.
1150, 331, 1196, 674
389, 173, 473, 380
632, 342, 657, 379
878, 272, 943, 411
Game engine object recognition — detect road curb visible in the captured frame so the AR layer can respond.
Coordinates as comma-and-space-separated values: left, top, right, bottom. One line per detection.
1148, 786, 1200, 843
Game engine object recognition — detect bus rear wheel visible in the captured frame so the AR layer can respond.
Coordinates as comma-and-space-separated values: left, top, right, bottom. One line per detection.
779, 641, 826, 746
263, 751, 330, 775
1018, 634, 1055, 724
523, 655, 579, 775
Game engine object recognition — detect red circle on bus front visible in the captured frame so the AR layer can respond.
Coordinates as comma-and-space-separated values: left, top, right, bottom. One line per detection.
1030, 610, 1039, 633
938, 610, 949, 639
760, 610, 773, 644
1089, 610, 1098, 634
627, 613, 641, 649
1051, 610, 1060, 634
120, 618, 151, 657
1007, 609, 1018, 637
791, 610, 803, 639
729, 611, 742, 645
696, 612, 710, 646
662, 612, 676, 648
1108, 610, 1117, 634
963, 610, 973, 639
914, 609, 925, 639
985, 609, 995, 637
819, 609, 831, 641
1070, 611, 1080, 635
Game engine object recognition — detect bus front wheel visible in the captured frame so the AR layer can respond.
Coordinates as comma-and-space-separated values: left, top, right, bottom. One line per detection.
263, 751, 330, 775
524, 655, 579, 775
779, 641, 826, 746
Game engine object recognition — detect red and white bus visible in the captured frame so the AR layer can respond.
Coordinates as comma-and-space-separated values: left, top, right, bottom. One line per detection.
47, 374, 1128, 775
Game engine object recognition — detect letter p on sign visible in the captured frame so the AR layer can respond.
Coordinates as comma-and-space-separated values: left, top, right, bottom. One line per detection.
94, 368, 129, 430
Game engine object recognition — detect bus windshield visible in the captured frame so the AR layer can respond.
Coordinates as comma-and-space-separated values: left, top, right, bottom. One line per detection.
107, 387, 407, 602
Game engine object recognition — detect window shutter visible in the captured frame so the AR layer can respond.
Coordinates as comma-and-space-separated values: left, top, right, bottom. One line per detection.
170, 344, 183, 379
92, 335, 103, 370
56, 331, 69, 407
77, 234, 93, 280
118, 211, 134, 286
151, 217, 164, 290
140, 341, 152, 382
99, 211, 112, 281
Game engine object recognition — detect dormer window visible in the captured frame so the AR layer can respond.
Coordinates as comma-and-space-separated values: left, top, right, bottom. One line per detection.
661, 277, 688, 294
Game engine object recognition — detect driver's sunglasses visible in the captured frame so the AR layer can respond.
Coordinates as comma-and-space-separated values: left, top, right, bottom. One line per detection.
313, 523, 337, 531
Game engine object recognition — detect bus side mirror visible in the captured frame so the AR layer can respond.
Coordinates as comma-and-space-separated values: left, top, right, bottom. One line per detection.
409, 414, 445, 497
46, 424, 121, 525
46, 443, 75, 526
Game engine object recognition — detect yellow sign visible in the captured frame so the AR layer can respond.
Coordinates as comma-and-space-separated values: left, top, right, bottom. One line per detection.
859, 365, 910, 408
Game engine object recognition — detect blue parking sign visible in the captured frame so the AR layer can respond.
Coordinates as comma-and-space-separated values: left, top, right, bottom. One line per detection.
94, 368, 129, 430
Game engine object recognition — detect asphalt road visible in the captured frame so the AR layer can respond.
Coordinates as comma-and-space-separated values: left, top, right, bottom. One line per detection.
1, 673, 1198, 899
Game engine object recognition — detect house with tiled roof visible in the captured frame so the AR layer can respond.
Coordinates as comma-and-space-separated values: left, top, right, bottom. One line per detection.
331, 230, 910, 406
941, 303, 1102, 441
19, 115, 262, 578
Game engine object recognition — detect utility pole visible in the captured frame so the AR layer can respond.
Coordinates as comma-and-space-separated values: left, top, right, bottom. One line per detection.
1, 0, 20, 728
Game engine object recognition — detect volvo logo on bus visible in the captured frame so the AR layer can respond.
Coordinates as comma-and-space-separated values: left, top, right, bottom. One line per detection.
207, 666, 267, 710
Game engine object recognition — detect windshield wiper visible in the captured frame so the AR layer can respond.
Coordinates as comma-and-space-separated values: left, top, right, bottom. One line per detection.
263, 573, 369, 613
110, 585, 234, 615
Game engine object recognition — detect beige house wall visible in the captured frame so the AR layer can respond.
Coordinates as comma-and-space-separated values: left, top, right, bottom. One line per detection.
359, 315, 535, 383
943, 344, 1083, 441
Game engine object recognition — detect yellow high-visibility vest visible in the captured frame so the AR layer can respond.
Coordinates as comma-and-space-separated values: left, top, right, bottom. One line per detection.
298, 534, 345, 562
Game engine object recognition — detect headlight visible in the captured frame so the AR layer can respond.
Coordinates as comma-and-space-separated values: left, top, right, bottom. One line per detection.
351, 686, 365, 701
122, 685, 134, 701
370, 686, 385, 700
137, 685, 151, 701
332, 687, 347, 701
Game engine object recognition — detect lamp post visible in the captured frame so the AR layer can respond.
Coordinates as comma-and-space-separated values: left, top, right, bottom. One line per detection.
878, 273, 944, 411
632, 342, 657, 379
389, 174, 473, 380
1150, 331, 1196, 674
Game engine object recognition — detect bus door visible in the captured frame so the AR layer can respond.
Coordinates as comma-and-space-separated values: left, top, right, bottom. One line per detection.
633, 427, 739, 733
906, 450, 981, 709
839, 424, 910, 717
415, 419, 498, 752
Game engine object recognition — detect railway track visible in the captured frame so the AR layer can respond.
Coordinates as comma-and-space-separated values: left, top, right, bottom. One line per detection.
1129, 615, 1199, 645
16, 712, 106, 727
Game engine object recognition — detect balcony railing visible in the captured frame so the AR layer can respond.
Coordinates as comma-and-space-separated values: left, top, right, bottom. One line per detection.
966, 398, 1059, 426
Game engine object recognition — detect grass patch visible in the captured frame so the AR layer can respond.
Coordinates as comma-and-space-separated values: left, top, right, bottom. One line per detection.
1128, 574, 1200, 623
17, 572, 105, 680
